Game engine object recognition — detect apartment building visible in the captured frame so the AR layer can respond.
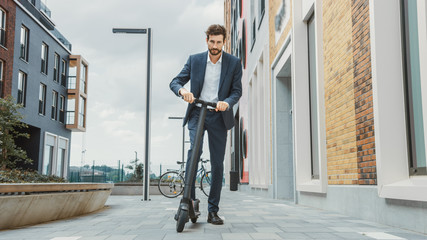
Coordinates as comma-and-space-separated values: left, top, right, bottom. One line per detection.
0, 0, 88, 178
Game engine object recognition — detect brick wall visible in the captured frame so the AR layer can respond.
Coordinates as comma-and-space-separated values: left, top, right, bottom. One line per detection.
323, 0, 359, 185
351, 0, 376, 185
0, 0, 16, 98
323, 0, 376, 185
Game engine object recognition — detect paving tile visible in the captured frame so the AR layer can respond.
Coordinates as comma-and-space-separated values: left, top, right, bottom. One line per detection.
222, 233, 253, 240
249, 232, 283, 240
304, 232, 343, 239
254, 227, 283, 233
332, 232, 373, 239
276, 232, 310, 239
359, 232, 405, 239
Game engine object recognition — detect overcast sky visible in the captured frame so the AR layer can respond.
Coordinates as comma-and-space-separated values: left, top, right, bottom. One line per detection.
46, 0, 224, 174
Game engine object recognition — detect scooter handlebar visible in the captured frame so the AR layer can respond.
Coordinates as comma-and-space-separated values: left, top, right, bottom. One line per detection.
193, 99, 217, 108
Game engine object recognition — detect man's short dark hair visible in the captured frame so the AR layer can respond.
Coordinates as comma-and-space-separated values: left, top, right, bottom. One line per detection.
206, 24, 227, 41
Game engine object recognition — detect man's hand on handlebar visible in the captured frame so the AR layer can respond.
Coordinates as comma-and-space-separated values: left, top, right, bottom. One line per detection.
216, 101, 229, 112
179, 88, 195, 104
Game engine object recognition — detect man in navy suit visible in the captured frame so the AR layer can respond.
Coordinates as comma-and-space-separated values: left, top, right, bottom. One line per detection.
170, 24, 242, 225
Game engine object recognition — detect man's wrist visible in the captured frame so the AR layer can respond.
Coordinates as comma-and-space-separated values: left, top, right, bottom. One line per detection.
178, 88, 185, 96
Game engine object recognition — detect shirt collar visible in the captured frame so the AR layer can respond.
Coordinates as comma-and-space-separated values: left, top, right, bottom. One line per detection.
207, 51, 223, 64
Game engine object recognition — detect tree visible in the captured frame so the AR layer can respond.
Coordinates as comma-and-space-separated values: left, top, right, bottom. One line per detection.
126, 158, 144, 182
0, 96, 32, 170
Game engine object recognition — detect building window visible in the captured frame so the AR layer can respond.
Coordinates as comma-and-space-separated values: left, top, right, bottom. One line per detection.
51, 90, 58, 120
370, 0, 427, 201
53, 53, 59, 82
41, 42, 49, 74
401, 0, 426, 175
42, 133, 57, 175
59, 95, 65, 123
259, 0, 265, 26
67, 98, 75, 124
0, 60, 3, 98
251, 18, 256, 50
80, 63, 87, 93
20, 26, 29, 61
17, 71, 27, 106
79, 96, 85, 127
68, 60, 77, 89
0, 8, 5, 47
61, 59, 67, 87
56, 138, 69, 177
307, 14, 319, 179
38, 83, 46, 115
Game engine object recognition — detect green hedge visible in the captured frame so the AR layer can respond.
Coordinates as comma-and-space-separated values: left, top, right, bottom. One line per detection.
0, 169, 67, 183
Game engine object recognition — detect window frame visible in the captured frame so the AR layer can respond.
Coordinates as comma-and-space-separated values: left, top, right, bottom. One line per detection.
78, 96, 85, 127
17, 71, 27, 106
53, 53, 60, 82
61, 59, 67, 87
51, 90, 58, 120
20, 25, 29, 62
66, 98, 75, 125
38, 83, 46, 115
59, 95, 65, 123
0, 60, 3, 98
307, 13, 320, 180
293, 0, 327, 193
370, 0, 427, 201
258, 0, 265, 29
251, 17, 256, 51
41, 42, 49, 75
0, 8, 6, 47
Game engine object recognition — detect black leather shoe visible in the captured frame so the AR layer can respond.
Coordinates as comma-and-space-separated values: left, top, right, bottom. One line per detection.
207, 212, 224, 225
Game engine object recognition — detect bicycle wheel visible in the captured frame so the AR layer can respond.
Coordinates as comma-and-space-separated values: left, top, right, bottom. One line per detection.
200, 171, 211, 197
158, 171, 184, 198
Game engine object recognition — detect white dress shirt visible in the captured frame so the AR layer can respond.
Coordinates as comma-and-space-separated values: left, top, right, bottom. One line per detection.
198, 53, 222, 108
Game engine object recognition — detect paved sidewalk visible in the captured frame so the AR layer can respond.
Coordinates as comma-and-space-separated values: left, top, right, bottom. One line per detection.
1, 190, 426, 240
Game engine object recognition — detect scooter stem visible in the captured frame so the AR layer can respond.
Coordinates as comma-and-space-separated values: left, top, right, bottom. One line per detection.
182, 104, 208, 200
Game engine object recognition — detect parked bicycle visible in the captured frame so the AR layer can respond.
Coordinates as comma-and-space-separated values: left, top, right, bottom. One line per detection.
158, 158, 211, 198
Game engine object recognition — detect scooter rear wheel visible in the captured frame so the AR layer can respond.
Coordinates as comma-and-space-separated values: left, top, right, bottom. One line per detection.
176, 209, 188, 232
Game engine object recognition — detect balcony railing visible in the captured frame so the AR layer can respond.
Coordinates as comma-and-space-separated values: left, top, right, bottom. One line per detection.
67, 111, 75, 125
68, 76, 76, 89
40, 1, 52, 18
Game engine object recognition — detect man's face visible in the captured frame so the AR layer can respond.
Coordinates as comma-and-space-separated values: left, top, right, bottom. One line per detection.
207, 35, 225, 56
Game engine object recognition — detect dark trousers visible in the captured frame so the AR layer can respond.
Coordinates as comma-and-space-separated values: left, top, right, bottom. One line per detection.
185, 107, 227, 213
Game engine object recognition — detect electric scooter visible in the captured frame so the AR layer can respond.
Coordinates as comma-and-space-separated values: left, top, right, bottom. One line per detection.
175, 98, 217, 232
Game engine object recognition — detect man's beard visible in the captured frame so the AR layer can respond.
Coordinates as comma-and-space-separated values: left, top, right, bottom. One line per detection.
209, 48, 222, 56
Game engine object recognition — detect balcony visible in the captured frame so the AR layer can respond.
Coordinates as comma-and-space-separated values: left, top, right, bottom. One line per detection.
66, 55, 88, 132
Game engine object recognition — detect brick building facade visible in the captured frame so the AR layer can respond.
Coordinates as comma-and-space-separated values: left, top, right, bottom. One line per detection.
0, 0, 16, 98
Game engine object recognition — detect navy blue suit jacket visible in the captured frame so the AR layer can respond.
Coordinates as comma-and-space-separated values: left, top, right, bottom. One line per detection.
170, 51, 242, 130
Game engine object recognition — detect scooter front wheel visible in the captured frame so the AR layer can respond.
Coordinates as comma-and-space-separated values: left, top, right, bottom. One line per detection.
176, 209, 188, 232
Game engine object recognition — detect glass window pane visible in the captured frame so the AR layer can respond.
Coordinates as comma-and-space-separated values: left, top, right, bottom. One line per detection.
308, 14, 319, 179
43, 145, 54, 175
403, 0, 426, 174
56, 148, 65, 177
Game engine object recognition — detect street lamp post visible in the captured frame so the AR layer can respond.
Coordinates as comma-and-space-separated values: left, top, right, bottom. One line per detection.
113, 27, 152, 201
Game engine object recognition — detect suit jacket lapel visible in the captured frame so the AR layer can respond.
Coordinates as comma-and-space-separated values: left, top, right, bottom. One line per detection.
218, 52, 229, 95
196, 51, 208, 97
